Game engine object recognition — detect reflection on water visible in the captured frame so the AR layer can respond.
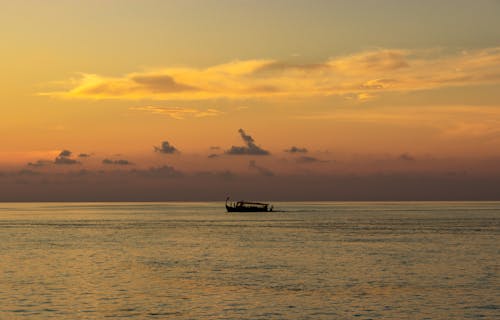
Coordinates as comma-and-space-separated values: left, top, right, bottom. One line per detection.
0, 202, 498, 319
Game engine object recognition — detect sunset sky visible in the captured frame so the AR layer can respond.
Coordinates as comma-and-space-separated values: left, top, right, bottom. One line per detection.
1, 0, 500, 201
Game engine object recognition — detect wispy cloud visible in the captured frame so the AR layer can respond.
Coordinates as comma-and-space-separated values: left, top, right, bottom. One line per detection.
41, 47, 500, 101
27, 160, 52, 168
249, 160, 274, 176
296, 156, 328, 164
102, 159, 134, 165
134, 165, 184, 178
296, 105, 500, 142
54, 157, 79, 165
291, 103, 500, 151
399, 153, 416, 161
130, 106, 222, 119
285, 146, 308, 153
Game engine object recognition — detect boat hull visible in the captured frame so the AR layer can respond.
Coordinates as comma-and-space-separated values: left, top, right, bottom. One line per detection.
225, 205, 270, 212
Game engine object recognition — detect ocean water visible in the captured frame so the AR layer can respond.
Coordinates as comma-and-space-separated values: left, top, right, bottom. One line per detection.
0, 202, 498, 319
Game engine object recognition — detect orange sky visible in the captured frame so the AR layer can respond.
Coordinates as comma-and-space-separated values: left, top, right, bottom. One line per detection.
1, 1, 500, 200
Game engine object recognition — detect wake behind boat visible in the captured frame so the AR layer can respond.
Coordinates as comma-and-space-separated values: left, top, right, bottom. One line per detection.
225, 197, 273, 212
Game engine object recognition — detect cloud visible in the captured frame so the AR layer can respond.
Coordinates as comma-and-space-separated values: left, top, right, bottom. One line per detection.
295, 105, 500, 144
226, 129, 270, 155
102, 159, 134, 165
329, 49, 410, 74
17, 169, 41, 176
54, 157, 80, 165
134, 165, 184, 178
41, 47, 500, 101
59, 150, 72, 157
194, 170, 235, 180
27, 150, 82, 167
355, 92, 377, 102
285, 146, 308, 153
154, 141, 178, 154
78, 153, 91, 158
130, 106, 222, 120
399, 153, 415, 161
249, 160, 274, 176
53, 73, 197, 99
130, 75, 197, 93
285, 146, 329, 164
27, 160, 52, 167
296, 156, 327, 164
207, 154, 219, 158
54, 149, 80, 165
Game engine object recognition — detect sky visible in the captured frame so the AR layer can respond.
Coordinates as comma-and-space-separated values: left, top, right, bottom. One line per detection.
1, 0, 500, 201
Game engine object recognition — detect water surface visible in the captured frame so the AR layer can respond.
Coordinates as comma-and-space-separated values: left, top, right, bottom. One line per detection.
0, 202, 498, 319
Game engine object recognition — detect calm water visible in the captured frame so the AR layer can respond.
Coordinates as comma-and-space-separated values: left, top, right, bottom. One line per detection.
0, 202, 498, 319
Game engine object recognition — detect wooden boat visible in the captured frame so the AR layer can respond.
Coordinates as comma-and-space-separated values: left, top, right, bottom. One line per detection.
225, 197, 273, 212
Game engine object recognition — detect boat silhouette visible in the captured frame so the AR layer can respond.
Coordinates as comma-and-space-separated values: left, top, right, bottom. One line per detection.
225, 197, 273, 212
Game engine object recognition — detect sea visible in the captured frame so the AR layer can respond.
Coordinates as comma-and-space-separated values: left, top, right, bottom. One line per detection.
0, 202, 498, 319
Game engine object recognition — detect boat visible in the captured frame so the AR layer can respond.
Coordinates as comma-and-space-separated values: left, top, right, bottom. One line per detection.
225, 197, 273, 212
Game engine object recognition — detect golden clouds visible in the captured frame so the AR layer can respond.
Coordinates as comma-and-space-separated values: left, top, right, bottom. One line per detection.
42, 47, 500, 101
296, 105, 500, 142
49, 73, 197, 100
130, 106, 222, 120
329, 49, 411, 74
